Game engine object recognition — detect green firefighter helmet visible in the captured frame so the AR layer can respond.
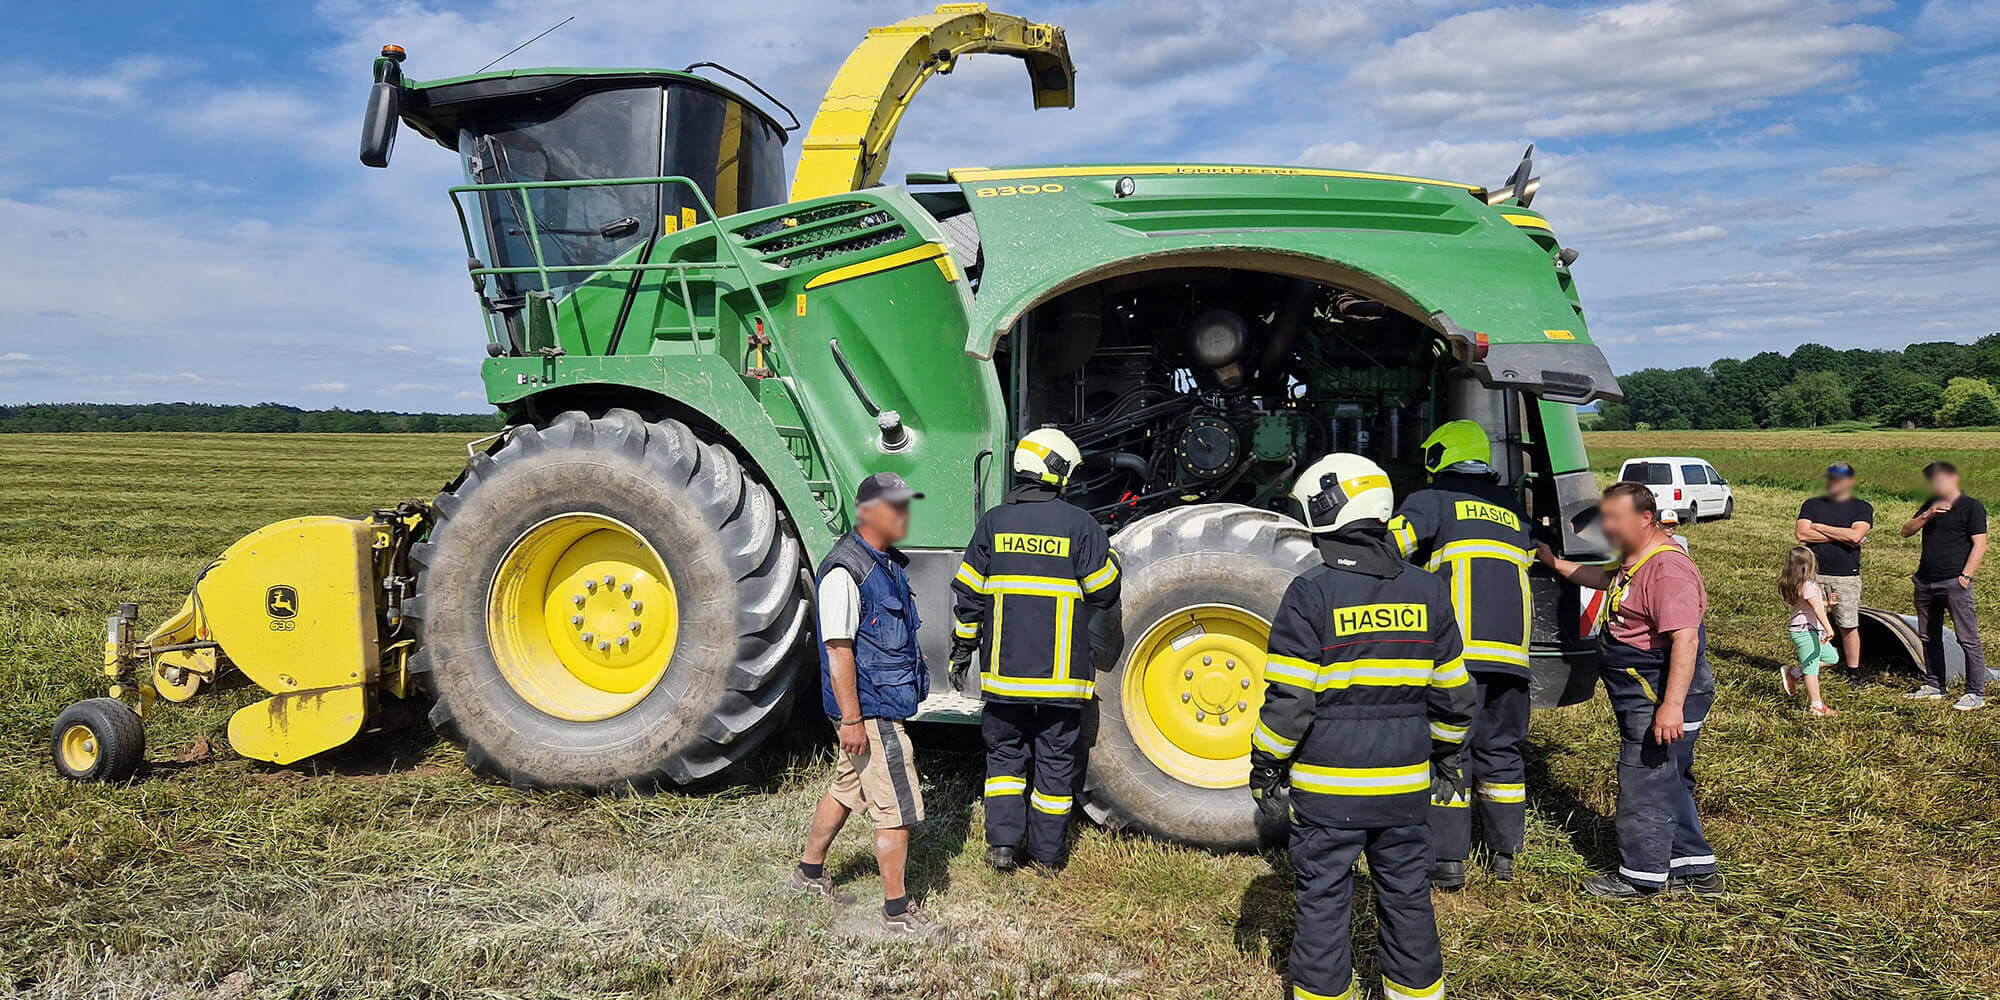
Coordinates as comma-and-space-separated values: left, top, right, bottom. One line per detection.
1288, 453, 1395, 533
1014, 427, 1082, 487
1420, 419, 1492, 476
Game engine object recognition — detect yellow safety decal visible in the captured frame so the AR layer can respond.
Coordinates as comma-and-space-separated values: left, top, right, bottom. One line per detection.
949, 164, 1482, 192
680, 206, 698, 230
1501, 213, 1552, 231
936, 254, 960, 282
1543, 328, 1577, 341
796, 293, 808, 317
1340, 473, 1390, 496
1455, 500, 1521, 531
994, 532, 1070, 558
803, 242, 950, 290
1332, 602, 1427, 636
662, 214, 679, 235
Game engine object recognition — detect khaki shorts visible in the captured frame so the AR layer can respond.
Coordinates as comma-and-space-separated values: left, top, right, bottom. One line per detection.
1818, 574, 1862, 629
829, 719, 924, 829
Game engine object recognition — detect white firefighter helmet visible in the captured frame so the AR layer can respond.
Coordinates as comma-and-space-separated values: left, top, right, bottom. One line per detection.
1014, 427, 1082, 487
1288, 453, 1395, 533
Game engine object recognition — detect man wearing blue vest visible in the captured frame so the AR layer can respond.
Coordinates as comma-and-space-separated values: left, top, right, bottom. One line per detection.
789, 472, 945, 938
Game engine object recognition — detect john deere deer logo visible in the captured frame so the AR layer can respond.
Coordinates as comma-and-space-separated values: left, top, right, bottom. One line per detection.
266, 586, 299, 620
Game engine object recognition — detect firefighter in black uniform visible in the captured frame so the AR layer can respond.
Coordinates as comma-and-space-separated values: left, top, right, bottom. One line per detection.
949, 428, 1122, 873
1387, 419, 1535, 889
1251, 453, 1477, 1000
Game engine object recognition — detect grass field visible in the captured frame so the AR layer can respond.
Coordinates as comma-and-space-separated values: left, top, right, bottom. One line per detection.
3, 431, 1998, 999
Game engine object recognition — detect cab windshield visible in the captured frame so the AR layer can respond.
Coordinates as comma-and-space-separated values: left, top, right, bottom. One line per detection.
460, 82, 785, 299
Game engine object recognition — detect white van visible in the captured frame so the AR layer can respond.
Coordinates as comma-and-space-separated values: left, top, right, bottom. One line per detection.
1617, 456, 1735, 521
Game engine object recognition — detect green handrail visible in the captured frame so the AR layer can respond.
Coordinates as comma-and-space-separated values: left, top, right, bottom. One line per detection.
446, 175, 782, 358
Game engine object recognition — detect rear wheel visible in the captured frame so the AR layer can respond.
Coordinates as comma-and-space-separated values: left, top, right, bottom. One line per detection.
408, 409, 809, 789
1083, 505, 1317, 849
51, 698, 145, 782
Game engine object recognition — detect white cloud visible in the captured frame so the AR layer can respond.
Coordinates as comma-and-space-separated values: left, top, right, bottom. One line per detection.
1816, 162, 1908, 182
1912, 0, 2000, 51
1346, 0, 1897, 136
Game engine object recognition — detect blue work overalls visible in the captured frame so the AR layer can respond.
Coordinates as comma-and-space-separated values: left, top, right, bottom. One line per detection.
1599, 544, 1717, 889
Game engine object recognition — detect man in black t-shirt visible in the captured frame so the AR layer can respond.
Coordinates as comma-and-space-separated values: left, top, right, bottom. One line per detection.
1898, 460, 1988, 710
1796, 462, 1873, 672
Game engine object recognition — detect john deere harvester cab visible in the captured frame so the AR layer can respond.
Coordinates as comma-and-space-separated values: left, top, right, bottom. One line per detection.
57, 5, 1623, 853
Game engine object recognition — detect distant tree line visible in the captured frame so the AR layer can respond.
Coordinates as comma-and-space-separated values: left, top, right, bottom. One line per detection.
0, 403, 503, 434
1595, 335, 2000, 431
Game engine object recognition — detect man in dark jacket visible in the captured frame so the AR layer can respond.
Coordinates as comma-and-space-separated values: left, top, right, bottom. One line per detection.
949, 428, 1122, 872
789, 472, 944, 938
1388, 419, 1535, 889
1252, 453, 1477, 1000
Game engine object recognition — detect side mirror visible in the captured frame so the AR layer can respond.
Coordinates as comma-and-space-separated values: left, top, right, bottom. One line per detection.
360, 45, 406, 168
360, 81, 400, 167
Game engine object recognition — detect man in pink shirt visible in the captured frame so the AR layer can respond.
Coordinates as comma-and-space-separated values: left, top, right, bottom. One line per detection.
1539, 482, 1720, 899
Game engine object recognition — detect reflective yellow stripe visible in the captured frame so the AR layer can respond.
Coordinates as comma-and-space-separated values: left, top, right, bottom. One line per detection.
980, 673, 1093, 699
1322, 657, 1434, 690
803, 242, 949, 289
1253, 721, 1299, 758
1029, 790, 1073, 815
1388, 515, 1419, 557
1427, 539, 1532, 568
1056, 592, 1072, 680
1081, 558, 1119, 594
984, 574, 1084, 598
1501, 212, 1552, 231
955, 562, 987, 592
1433, 789, 1471, 808
1479, 782, 1526, 803
1383, 974, 1444, 1000
1433, 657, 1469, 687
953, 618, 980, 639
1430, 720, 1469, 743
1264, 654, 1322, 689
989, 594, 1004, 673
984, 776, 1026, 797
1465, 642, 1531, 666
1293, 981, 1356, 1000
1291, 762, 1430, 796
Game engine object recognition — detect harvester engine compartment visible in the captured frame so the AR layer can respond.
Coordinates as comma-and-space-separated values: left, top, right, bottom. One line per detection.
1005, 269, 1457, 525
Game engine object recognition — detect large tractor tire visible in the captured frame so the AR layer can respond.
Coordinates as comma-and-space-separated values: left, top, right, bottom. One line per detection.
1083, 504, 1318, 850
407, 409, 810, 790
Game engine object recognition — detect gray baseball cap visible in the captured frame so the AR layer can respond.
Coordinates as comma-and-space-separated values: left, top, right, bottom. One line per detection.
856, 471, 923, 506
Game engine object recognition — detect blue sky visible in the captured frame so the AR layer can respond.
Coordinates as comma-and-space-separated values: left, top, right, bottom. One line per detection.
3, 0, 1996, 411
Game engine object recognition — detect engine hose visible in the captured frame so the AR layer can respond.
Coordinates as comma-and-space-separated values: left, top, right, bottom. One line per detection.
1257, 279, 1317, 386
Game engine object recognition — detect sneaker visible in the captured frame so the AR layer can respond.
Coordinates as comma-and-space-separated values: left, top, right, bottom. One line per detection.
881, 903, 949, 940
1781, 666, 1801, 697
984, 845, 1018, 872
1808, 702, 1838, 717
1582, 874, 1659, 899
1429, 860, 1466, 891
1953, 693, 1987, 711
1668, 871, 1725, 897
786, 866, 854, 904
1906, 685, 1947, 700
1488, 853, 1516, 882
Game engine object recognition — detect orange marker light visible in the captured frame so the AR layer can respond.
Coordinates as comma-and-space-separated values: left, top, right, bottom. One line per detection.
381, 44, 407, 61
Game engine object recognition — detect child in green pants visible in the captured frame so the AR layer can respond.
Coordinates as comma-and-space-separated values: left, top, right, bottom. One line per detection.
1781, 546, 1840, 716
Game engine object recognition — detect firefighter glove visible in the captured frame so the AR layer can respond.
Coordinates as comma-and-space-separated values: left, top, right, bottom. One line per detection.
1430, 754, 1467, 807
947, 635, 978, 690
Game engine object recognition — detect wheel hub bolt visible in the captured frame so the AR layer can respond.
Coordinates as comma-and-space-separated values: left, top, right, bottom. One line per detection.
572, 594, 585, 607
1195, 710, 1205, 721
1181, 692, 1192, 703
1184, 668, 1194, 680
616, 635, 629, 649
1240, 678, 1251, 689
597, 639, 611, 651
621, 582, 634, 596
1202, 655, 1213, 666
630, 600, 644, 613
1218, 713, 1229, 725
1237, 700, 1248, 711
580, 632, 595, 644
571, 615, 584, 627
1226, 659, 1236, 670
629, 620, 642, 633
602, 574, 616, 587
585, 579, 597, 593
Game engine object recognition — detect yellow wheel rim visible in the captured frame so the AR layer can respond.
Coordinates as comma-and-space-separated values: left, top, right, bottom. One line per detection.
59, 724, 100, 773
1122, 604, 1270, 789
487, 513, 680, 722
